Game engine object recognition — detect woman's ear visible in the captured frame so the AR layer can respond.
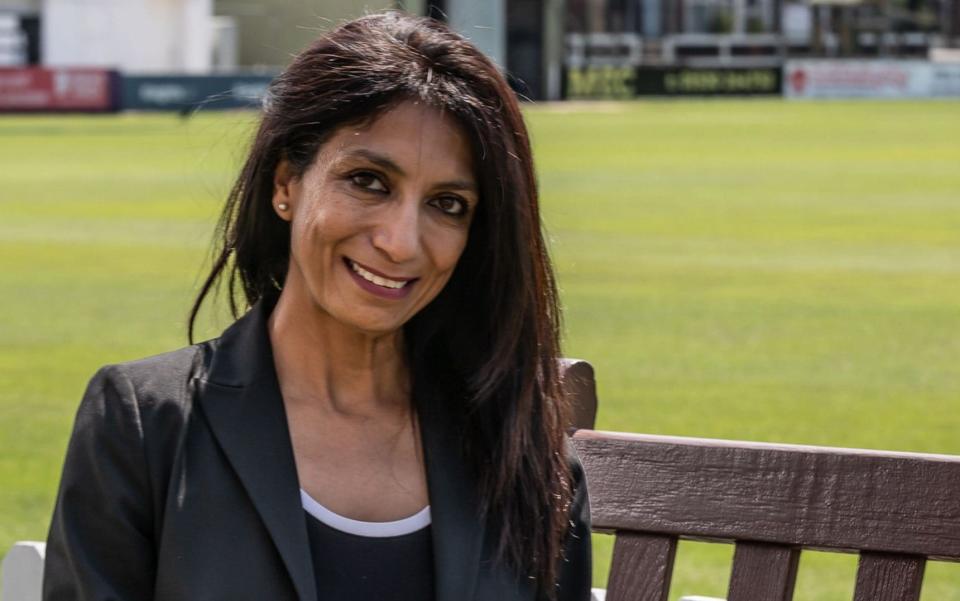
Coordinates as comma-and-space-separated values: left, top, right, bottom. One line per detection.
272, 159, 297, 221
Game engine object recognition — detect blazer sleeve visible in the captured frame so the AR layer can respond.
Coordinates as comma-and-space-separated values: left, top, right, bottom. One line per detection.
43, 365, 157, 601
556, 446, 593, 601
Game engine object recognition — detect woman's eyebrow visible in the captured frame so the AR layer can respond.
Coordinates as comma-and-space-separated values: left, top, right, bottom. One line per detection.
341, 147, 477, 193
435, 179, 478, 194
340, 148, 405, 175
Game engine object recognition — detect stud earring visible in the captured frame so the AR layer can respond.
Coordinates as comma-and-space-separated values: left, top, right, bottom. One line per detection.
277, 202, 289, 211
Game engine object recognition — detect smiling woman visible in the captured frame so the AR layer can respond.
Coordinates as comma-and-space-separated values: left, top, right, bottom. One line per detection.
42, 11, 591, 601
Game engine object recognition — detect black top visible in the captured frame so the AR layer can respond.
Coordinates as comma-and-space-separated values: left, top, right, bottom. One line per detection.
305, 511, 436, 601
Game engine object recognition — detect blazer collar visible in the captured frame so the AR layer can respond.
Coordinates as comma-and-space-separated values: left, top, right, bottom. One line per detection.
197, 298, 317, 601
196, 298, 486, 601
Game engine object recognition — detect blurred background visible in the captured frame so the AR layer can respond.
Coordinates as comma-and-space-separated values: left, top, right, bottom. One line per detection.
2, 0, 960, 101
1, 1, 958, 600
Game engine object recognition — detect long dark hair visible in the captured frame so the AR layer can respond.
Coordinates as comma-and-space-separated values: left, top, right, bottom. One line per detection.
189, 12, 573, 596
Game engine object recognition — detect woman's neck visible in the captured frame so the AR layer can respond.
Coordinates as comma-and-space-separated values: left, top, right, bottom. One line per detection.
267, 287, 411, 420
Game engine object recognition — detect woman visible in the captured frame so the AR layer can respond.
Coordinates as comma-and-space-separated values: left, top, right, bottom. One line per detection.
43, 12, 591, 601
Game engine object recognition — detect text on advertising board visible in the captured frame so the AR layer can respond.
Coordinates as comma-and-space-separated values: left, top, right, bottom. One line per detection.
784, 60, 960, 98
564, 66, 635, 100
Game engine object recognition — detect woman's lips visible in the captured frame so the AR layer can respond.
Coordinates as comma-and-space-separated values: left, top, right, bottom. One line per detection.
344, 258, 417, 299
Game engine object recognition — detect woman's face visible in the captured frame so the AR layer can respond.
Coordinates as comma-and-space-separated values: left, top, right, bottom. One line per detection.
273, 100, 478, 336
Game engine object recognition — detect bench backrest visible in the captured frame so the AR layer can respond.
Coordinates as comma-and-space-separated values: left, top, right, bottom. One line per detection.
558, 360, 960, 601
572, 429, 960, 601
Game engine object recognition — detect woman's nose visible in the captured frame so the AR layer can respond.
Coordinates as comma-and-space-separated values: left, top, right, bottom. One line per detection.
371, 197, 420, 264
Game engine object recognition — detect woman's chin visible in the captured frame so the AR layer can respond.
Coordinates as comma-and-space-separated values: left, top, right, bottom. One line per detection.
323, 306, 410, 339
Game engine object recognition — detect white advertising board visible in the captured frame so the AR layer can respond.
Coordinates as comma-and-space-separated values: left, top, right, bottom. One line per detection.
784, 60, 960, 99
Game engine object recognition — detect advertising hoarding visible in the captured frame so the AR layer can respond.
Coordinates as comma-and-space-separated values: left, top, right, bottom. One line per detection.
120, 75, 277, 111
563, 66, 781, 99
785, 60, 960, 98
0, 68, 116, 111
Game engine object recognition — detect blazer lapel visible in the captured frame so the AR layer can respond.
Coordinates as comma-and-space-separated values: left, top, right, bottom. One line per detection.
195, 299, 489, 601
420, 401, 485, 601
196, 300, 317, 601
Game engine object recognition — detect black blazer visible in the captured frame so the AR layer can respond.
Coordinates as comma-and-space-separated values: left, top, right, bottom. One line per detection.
43, 300, 592, 601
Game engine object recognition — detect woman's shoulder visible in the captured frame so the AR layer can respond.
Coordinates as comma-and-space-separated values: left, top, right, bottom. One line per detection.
82, 340, 216, 422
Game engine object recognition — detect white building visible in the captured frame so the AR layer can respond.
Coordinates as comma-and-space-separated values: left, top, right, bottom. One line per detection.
41, 0, 214, 73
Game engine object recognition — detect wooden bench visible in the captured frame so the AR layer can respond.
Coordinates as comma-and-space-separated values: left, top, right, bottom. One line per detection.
572, 429, 960, 601
562, 361, 960, 601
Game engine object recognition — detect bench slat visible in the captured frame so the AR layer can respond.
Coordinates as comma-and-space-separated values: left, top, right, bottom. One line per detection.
573, 430, 960, 559
727, 541, 799, 601
606, 532, 677, 601
853, 553, 925, 601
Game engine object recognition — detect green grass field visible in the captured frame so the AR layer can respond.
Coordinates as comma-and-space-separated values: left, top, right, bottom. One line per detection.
2, 100, 958, 599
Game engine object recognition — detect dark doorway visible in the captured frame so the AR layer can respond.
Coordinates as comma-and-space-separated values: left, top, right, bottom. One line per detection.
20, 15, 41, 65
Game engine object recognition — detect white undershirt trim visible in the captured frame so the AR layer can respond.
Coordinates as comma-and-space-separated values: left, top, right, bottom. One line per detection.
300, 489, 431, 538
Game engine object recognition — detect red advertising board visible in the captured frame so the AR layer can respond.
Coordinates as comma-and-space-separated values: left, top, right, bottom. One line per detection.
0, 68, 115, 111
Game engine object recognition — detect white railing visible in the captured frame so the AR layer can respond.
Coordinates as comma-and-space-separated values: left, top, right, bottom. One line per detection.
566, 32, 645, 68
662, 33, 785, 67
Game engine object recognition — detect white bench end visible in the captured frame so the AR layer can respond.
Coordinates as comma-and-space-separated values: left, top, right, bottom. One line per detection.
2, 541, 46, 601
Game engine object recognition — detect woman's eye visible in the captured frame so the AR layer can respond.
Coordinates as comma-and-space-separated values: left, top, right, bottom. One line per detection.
429, 196, 467, 216
350, 172, 388, 193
